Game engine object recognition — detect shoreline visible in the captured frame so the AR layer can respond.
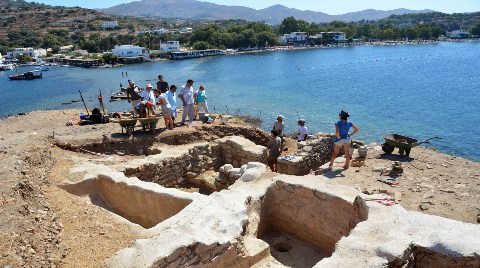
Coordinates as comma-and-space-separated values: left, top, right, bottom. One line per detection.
3, 108, 480, 163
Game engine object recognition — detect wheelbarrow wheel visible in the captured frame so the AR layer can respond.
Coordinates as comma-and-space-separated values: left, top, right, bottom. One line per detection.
382, 142, 394, 154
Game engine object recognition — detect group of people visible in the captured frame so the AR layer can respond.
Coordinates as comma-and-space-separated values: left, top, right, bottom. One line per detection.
267, 110, 359, 172
125, 75, 209, 128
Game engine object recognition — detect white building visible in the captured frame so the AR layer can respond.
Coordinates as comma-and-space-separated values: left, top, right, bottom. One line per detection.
138, 28, 170, 36
319, 32, 347, 42
0, 53, 4, 63
279, 32, 309, 45
159, 41, 180, 53
102, 21, 118, 29
180, 27, 193, 34
7, 48, 47, 59
447, 30, 470, 39
111, 45, 147, 57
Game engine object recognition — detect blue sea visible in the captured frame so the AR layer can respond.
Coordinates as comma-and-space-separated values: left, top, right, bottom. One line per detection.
1, 42, 479, 161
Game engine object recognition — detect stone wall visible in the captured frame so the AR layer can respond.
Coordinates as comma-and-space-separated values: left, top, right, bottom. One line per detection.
277, 134, 334, 175
151, 242, 232, 268
124, 136, 267, 189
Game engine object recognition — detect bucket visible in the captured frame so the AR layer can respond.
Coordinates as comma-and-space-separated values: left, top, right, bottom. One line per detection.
358, 146, 368, 158
80, 112, 85, 120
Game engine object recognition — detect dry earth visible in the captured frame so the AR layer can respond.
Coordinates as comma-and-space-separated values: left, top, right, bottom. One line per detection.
0, 109, 479, 267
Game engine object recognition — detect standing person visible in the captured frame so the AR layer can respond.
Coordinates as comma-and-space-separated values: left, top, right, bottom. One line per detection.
194, 85, 209, 119
267, 130, 282, 172
126, 80, 142, 115
157, 75, 169, 93
297, 119, 308, 142
167, 85, 178, 126
329, 110, 359, 170
273, 115, 285, 149
154, 89, 174, 129
178, 79, 195, 126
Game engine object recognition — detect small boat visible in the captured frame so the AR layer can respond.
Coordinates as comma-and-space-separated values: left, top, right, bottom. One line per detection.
9, 71, 42, 80
34, 66, 49, 71
3, 63, 16, 70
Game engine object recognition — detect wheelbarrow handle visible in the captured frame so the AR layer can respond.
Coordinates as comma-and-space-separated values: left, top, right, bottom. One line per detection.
415, 136, 441, 146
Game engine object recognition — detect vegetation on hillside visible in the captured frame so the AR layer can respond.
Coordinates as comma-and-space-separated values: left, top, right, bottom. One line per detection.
0, 0, 479, 55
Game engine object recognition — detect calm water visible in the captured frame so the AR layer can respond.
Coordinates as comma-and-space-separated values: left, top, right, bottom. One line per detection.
1, 42, 479, 161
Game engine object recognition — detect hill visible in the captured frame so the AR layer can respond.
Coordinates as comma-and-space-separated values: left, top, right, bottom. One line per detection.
100, 0, 436, 24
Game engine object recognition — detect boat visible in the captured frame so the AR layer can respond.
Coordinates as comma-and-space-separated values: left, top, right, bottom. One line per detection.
34, 66, 49, 71
2, 63, 16, 70
9, 71, 42, 80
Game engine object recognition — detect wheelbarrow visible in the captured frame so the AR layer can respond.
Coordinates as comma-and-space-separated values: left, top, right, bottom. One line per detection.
115, 118, 138, 136
382, 134, 441, 157
138, 117, 160, 133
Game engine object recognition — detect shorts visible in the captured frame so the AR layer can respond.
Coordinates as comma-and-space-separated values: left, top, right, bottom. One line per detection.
334, 138, 351, 146
170, 108, 177, 118
162, 107, 172, 116
267, 153, 280, 166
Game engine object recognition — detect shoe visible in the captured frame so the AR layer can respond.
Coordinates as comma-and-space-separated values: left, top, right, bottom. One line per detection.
343, 165, 349, 170
180, 123, 185, 126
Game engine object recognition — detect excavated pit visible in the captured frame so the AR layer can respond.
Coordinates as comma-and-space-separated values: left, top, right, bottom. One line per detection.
390, 246, 480, 268
61, 175, 192, 229
254, 182, 368, 267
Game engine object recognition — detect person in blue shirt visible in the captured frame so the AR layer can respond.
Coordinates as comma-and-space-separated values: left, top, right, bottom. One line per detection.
194, 85, 209, 119
329, 110, 359, 170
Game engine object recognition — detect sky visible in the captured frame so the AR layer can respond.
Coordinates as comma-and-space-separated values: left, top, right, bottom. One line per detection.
29, 0, 480, 14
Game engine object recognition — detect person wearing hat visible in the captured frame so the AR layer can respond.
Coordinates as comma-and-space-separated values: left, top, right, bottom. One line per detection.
178, 79, 195, 126
157, 75, 169, 94
297, 119, 308, 142
329, 110, 359, 170
139, 84, 155, 116
273, 115, 285, 149
126, 80, 142, 115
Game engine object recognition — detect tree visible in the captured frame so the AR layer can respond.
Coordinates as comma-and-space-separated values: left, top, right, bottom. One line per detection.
192, 41, 209, 50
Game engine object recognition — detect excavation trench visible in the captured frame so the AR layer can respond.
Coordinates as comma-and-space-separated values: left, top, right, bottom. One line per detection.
61, 175, 193, 229
251, 183, 368, 267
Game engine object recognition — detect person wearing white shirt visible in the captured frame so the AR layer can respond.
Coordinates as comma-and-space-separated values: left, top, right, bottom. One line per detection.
297, 119, 308, 142
166, 85, 178, 126
178, 79, 195, 126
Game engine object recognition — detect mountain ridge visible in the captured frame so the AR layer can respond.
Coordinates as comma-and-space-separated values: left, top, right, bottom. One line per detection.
99, 0, 436, 23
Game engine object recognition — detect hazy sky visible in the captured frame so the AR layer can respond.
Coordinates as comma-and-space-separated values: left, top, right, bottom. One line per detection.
30, 0, 480, 14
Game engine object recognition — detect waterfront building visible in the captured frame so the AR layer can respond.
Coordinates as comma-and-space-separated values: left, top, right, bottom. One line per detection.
59, 45, 74, 53
170, 49, 225, 60
6, 47, 47, 59
112, 45, 146, 57
279, 32, 309, 46
102, 21, 119, 29
111, 45, 150, 63
319, 32, 347, 42
159, 41, 180, 53
447, 30, 470, 39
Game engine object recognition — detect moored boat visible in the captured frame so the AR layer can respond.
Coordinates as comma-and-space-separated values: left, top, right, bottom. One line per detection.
9, 71, 42, 80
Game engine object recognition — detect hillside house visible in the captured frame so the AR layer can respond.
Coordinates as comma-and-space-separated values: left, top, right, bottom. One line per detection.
102, 21, 118, 29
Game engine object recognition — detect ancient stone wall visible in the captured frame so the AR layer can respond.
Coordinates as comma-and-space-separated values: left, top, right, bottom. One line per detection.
277, 134, 334, 175
124, 136, 267, 189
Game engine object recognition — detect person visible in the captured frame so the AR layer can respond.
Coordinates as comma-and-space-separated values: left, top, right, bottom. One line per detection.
126, 80, 142, 116
157, 75, 169, 93
273, 115, 285, 148
139, 84, 155, 116
167, 85, 178, 126
297, 119, 308, 142
267, 129, 282, 172
329, 110, 359, 170
154, 89, 174, 129
194, 85, 208, 119
178, 79, 195, 126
